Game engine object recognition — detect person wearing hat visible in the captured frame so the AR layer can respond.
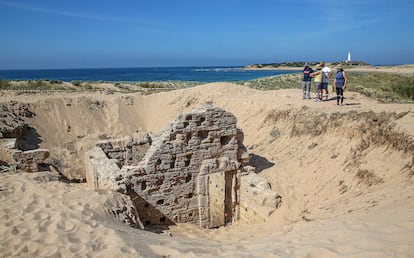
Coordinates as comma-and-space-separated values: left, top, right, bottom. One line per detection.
302, 63, 314, 99
334, 64, 347, 105
310, 64, 323, 101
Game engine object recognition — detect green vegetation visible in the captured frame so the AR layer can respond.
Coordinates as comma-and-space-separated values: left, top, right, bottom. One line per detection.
346, 72, 414, 101
0, 79, 201, 93
71, 80, 82, 86
246, 61, 371, 69
237, 71, 414, 102
391, 76, 414, 100
0, 71, 413, 102
0, 164, 17, 174
43, 79, 63, 84
0, 80, 67, 91
134, 81, 202, 89
248, 62, 314, 68
0, 80, 11, 89
237, 73, 302, 90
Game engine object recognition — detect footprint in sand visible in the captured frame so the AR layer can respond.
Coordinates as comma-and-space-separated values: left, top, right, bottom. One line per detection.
1, 214, 13, 227
69, 244, 82, 253
120, 246, 136, 254
11, 226, 20, 235
67, 234, 82, 244
66, 201, 85, 212
18, 245, 30, 255
36, 218, 51, 232
81, 208, 95, 219
17, 181, 26, 193
85, 219, 99, 228
23, 195, 40, 213
34, 211, 51, 221
39, 247, 62, 258
89, 238, 108, 252
57, 219, 77, 233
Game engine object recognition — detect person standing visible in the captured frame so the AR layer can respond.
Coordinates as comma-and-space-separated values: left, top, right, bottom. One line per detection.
302, 64, 314, 99
334, 64, 347, 105
311, 64, 323, 101
321, 61, 332, 101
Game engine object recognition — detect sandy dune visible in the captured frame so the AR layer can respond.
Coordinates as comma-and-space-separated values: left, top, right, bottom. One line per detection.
1, 82, 414, 257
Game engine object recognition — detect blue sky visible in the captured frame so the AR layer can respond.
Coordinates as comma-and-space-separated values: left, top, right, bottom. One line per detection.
1, 0, 413, 69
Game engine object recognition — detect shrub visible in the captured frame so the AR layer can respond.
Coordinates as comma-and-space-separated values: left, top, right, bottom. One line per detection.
355, 169, 383, 186
0, 80, 11, 89
49, 79, 63, 84
83, 84, 93, 90
28, 80, 51, 90
391, 75, 414, 100
0, 164, 17, 173
71, 80, 82, 86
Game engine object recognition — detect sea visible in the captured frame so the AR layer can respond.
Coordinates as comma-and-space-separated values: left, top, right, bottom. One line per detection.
0, 66, 299, 82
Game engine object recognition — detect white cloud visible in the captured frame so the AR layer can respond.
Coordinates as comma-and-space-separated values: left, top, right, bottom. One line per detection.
0, 0, 169, 27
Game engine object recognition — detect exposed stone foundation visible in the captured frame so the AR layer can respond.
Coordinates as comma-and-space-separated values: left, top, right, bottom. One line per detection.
85, 105, 282, 229
12, 149, 50, 172
96, 133, 152, 167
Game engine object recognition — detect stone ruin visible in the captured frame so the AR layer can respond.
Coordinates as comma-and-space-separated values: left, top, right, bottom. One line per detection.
86, 105, 282, 229
0, 103, 50, 173
0, 102, 282, 229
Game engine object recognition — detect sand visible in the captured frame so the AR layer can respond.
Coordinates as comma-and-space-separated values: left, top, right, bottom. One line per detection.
1, 67, 414, 257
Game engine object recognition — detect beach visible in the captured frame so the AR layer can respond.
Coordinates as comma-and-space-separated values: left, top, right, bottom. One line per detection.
1, 66, 414, 257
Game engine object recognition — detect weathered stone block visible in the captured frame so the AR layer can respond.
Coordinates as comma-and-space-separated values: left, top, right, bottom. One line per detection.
239, 173, 282, 223
85, 147, 120, 190
12, 149, 50, 172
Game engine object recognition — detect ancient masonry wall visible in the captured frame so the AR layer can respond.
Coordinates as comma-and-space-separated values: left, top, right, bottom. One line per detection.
96, 133, 152, 167
112, 105, 248, 228
86, 105, 281, 229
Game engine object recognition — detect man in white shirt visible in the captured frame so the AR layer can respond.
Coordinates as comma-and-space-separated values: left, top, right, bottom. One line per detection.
321, 61, 332, 101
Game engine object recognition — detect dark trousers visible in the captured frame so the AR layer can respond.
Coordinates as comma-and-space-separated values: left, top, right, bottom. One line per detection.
336, 87, 344, 103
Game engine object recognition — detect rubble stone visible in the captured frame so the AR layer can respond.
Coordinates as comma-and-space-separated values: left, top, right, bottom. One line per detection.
12, 149, 50, 172
239, 173, 282, 223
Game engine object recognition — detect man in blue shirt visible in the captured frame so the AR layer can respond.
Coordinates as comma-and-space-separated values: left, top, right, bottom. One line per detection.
302, 63, 314, 99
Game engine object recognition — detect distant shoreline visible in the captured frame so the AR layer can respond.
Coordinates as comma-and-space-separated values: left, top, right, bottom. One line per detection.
0, 66, 296, 82
243, 66, 302, 71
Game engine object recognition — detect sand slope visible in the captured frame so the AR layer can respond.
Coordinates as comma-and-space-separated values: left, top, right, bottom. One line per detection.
1, 83, 414, 257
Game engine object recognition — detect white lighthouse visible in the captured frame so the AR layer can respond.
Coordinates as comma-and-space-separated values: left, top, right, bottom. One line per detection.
347, 51, 351, 63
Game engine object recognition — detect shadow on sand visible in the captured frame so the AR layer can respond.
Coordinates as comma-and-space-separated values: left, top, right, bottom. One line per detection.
248, 153, 275, 174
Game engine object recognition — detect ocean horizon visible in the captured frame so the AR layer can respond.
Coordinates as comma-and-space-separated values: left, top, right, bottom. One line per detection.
0, 66, 299, 83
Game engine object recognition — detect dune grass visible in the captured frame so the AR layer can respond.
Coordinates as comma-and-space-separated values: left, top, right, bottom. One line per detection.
346, 72, 414, 101
0, 80, 11, 89
1, 71, 413, 101
238, 73, 302, 90
0, 79, 201, 93
238, 71, 414, 102
0, 80, 67, 91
